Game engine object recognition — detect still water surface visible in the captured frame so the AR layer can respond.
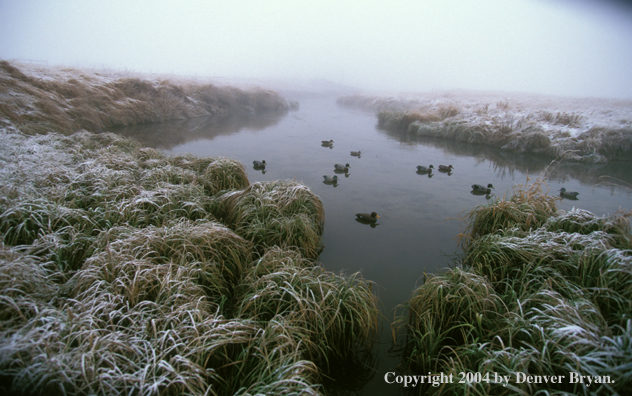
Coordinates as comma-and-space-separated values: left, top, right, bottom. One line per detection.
116, 97, 632, 395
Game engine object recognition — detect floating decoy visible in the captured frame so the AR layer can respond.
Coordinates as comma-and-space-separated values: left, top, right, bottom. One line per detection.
323, 175, 338, 184
438, 164, 454, 172
356, 212, 380, 223
416, 165, 434, 173
559, 188, 579, 200
321, 140, 334, 147
334, 163, 350, 172
350, 151, 362, 157
471, 183, 494, 194
253, 160, 266, 169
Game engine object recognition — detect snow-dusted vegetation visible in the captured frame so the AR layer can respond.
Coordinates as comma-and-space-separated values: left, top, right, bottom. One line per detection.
397, 179, 632, 394
338, 92, 632, 163
0, 60, 293, 135
0, 63, 377, 395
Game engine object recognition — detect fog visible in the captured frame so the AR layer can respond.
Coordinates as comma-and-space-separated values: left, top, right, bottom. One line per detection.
1, 0, 632, 98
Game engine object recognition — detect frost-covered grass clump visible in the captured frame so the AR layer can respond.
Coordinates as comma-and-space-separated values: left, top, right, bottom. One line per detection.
397, 179, 632, 395
220, 180, 326, 259
338, 92, 632, 163
0, 128, 378, 395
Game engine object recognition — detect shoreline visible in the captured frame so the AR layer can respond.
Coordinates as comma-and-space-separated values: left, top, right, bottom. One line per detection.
396, 179, 632, 394
0, 60, 296, 136
337, 92, 632, 163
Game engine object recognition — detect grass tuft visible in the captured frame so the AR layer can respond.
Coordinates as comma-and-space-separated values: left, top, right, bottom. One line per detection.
236, 248, 379, 369
220, 180, 326, 259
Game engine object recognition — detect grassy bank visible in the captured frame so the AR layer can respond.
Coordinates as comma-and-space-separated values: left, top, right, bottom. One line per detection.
397, 180, 632, 395
0, 129, 379, 395
0, 60, 293, 135
337, 93, 632, 163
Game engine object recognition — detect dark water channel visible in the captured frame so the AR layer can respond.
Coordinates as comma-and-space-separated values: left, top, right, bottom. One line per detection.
116, 97, 632, 395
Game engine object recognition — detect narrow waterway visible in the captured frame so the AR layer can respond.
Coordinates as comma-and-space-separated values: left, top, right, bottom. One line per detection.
116, 96, 632, 395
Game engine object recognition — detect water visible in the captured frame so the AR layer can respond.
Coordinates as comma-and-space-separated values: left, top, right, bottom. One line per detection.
116, 97, 632, 395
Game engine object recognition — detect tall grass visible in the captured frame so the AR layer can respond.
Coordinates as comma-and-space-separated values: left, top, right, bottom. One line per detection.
220, 180, 326, 259
236, 248, 379, 368
0, 127, 378, 394
0, 60, 292, 135
459, 177, 558, 243
398, 178, 632, 395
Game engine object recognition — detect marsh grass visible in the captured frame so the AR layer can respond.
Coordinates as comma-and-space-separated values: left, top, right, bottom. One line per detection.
459, 177, 558, 243
220, 180, 326, 259
1, 123, 377, 393
576, 127, 632, 162
398, 176, 632, 395
538, 110, 583, 127
236, 248, 379, 369
0, 60, 292, 135
0, 131, 251, 271
398, 267, 503, 373
376, 107, 458, 131
341, 94, 632, 163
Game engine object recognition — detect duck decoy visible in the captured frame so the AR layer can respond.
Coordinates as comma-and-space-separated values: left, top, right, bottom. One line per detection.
471, 183, 494, 194
253, 160, 266, 169
350, 151, 362, 157
438, 164, 454, 172
334, 163, 350, 172
321, 140, 334, 147
559, 188, 579, 200
416, 165, 434, 173
356, 212, 380, 223
323, 175, 338, 184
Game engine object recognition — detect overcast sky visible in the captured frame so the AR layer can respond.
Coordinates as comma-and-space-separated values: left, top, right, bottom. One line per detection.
1, 0, 631, 98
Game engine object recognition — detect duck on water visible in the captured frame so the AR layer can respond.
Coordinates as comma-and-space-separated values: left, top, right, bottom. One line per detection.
559, 188, 579, 200
471, 183, 494, 195
356, 212, 380, 223
253, 160, 266, 169
334, 163, 350, 173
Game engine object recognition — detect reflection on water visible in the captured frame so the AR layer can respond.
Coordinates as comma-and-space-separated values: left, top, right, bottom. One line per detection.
112, 110, 288, 149
114, 97, 632, 396
383, 126, 632, 196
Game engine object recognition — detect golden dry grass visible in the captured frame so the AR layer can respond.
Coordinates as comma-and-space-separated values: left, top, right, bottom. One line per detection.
0, 60, 292, 135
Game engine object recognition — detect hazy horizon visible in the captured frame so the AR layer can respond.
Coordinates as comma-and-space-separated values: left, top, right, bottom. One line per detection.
1, 0, 632, 99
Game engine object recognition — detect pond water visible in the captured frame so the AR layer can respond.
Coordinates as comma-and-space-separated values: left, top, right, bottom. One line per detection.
115, 97, 632, 395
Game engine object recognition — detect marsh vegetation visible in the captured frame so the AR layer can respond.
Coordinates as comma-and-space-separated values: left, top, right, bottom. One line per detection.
338, 93, 632, 163
0, 64, 378, 395
0, 60, 293, 135
397, 178, 632, 395
2, 61, 632, 395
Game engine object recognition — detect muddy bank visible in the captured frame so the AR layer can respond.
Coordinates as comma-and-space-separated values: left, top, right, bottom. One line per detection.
0, 60, 295, 135
338, 92, 632, 163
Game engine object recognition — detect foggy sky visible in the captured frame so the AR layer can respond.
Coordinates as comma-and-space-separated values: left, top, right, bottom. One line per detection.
1, 0, 632, 98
